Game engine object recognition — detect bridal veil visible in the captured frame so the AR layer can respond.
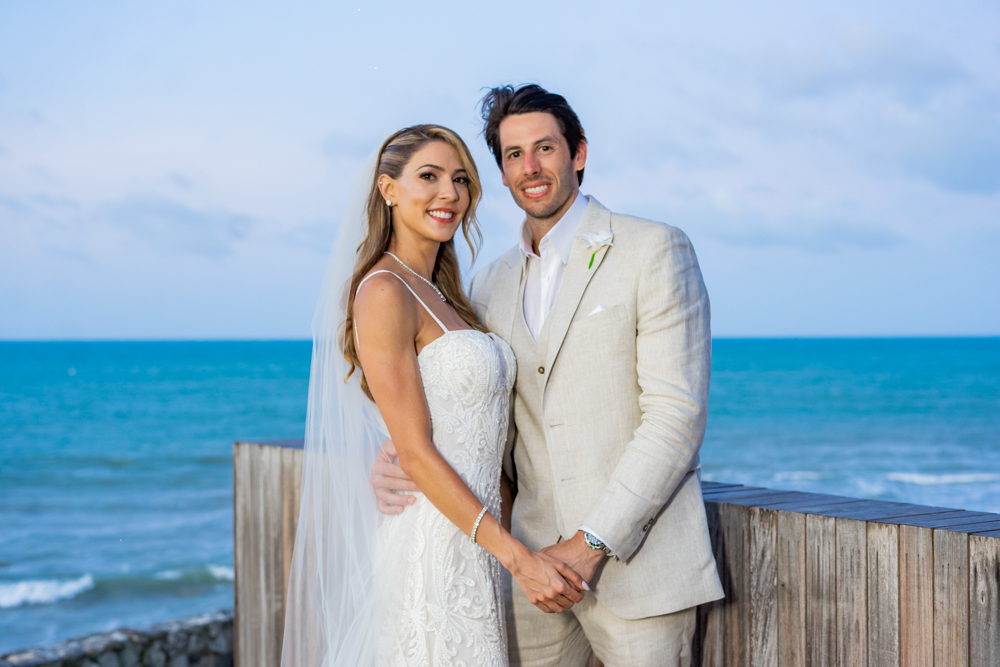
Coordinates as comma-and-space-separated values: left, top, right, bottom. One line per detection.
281, 149, 388, 667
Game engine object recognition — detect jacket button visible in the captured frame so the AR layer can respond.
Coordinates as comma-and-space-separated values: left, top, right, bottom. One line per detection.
538, 366, 545, 374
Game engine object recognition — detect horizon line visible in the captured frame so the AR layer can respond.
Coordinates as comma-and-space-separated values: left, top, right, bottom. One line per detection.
1, 334, 998, 344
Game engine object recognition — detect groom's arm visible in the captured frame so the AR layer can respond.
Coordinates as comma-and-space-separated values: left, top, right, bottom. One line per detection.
579, 224, 711, 562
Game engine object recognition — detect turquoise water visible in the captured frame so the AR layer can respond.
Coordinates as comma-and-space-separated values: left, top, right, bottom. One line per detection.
1, 338, 998, 650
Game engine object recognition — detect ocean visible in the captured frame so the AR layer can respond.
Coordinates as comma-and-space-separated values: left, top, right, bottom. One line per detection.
1, 338, 998, 651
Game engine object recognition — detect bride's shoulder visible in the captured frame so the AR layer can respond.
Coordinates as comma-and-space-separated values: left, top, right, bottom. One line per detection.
354, 270, 418, 316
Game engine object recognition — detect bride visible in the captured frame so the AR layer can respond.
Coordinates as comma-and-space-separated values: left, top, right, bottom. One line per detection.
280, 125, 585, 667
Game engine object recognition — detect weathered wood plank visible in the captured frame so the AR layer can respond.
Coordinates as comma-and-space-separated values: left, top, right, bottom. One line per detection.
234, 442, 287, 667
711, 491, 803, 507
899, 525, 934, 667
701, 485, 765, 495
281, 446, 303, 607
894, 511, 994, 529
701, 488, 776, 503
868, 511, 961, 527
233, 443, 248, 667
867, 522, 899, 667
750, 507, 778, 667
969, 535, 1000, 666
702, 481, 746, 491
698, 502, 725, 667
788, 500, 872, 515
757, 493, 861, 510
806, 514, 837, 667
776, 511, 805, 667
721, 502, 750, 667
933, 529, 969, 667
836, 518, 868, 667
950, 519, 1000, 533
970, 524, 1000, 535
822, 502, 956, 522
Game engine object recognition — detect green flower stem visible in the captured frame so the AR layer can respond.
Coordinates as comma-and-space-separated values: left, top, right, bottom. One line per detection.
588, 252, 596, 269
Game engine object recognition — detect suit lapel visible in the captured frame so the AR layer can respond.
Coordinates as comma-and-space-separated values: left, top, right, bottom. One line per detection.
491, 251, 524, 344
542, 198, 613, 388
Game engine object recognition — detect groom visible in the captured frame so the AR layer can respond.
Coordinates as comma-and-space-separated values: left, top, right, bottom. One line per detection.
372, 84, 723, 666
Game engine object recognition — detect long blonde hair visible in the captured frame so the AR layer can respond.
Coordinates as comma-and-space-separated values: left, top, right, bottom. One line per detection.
344, 125, 487, 400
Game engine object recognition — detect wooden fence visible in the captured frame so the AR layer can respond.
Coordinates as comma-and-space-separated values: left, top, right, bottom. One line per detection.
234, 439, 1000, 666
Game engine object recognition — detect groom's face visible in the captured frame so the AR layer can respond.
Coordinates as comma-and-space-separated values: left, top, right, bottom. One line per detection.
499, 112, 587, 221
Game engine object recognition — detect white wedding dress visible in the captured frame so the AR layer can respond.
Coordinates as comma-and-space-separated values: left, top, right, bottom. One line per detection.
359, 271, 516, 667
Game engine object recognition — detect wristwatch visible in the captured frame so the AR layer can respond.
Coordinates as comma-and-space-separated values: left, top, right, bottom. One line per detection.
582, 531, 613, 557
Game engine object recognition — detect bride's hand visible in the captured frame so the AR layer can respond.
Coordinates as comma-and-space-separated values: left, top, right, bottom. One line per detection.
508, 549, 588, 614
370, 438, 419, 514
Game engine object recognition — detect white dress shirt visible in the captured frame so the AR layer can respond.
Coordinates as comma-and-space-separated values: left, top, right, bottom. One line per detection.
518, 192, 589, 340
518, 193, 613, 555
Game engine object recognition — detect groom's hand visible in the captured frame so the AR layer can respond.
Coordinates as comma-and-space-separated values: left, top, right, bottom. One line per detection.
540, 532, 605, 585
370, 438, 418, 514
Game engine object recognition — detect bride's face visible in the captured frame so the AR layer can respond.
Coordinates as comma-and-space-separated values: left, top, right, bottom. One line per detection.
381, 142, 470, 246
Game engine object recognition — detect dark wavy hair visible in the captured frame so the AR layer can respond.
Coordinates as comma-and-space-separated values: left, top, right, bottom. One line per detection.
479, 84, 587, 184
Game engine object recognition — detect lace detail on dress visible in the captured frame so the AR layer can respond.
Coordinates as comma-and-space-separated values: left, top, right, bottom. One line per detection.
375, 330, 515, 667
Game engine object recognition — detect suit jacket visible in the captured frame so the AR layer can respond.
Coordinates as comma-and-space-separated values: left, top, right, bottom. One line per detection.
469, 196, 724, 620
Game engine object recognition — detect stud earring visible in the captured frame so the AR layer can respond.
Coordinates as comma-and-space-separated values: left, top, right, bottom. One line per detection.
386, 199, 392, 207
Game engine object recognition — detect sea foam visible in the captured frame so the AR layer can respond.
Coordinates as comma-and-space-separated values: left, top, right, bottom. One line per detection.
0, 574, 94, 608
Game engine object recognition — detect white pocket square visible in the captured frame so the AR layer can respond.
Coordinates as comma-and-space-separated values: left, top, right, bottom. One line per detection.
587, 305, 606, 316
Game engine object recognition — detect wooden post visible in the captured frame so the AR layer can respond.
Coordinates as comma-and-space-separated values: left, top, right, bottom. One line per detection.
719, 501, 750, 667
234, 441, 304, 667
867, 522, 899, 667
933, 529, 969, 667
280, 446, 303, 607
698, 501, 725, 667
836, 518, 868, 667
749, 507, 778, 667
969, 534, 1000, 665
775, 511, 805, 667
899, 525, 934, 667
806, 514, 837, 667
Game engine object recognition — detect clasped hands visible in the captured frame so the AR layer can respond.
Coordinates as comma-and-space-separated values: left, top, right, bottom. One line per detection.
370, 440, 603, 613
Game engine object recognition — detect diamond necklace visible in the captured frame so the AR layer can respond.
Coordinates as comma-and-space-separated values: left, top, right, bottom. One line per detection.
384, 252, 446, 302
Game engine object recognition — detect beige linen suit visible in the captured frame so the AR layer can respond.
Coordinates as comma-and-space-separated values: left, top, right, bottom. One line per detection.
469, 197, 723, 665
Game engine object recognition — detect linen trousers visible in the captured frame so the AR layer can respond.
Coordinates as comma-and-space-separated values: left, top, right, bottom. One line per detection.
505, 572, 696, 667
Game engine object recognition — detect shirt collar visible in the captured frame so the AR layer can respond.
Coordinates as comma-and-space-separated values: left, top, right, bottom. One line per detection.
518, 192, 589, 264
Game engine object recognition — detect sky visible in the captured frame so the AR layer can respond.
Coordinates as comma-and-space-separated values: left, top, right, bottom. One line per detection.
1, 0, 997, 339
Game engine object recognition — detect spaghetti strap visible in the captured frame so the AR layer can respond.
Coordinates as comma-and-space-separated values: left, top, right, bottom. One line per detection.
356, 270, 450, 333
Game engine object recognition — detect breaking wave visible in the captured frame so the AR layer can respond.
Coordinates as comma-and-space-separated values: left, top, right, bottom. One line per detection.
0, 574, 95, 608
886, 473, 1000, 486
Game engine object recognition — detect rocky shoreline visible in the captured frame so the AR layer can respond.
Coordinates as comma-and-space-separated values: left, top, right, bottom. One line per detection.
0, 609, 233, 667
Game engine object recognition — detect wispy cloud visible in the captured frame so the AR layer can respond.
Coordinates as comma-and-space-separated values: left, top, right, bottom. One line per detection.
100, 196, 254, 256
673, 197, 907, 253
167, 172, 193, 191
758, 28, 966, 104
708, 30, 1000, 195
322, 133, 380, 161
894, 97, 1000, 194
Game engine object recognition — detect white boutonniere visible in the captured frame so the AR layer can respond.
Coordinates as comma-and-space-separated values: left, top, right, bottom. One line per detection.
577, 230, 614, 269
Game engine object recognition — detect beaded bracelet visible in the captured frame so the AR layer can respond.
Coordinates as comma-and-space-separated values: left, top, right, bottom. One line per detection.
470, 506, 489, 544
